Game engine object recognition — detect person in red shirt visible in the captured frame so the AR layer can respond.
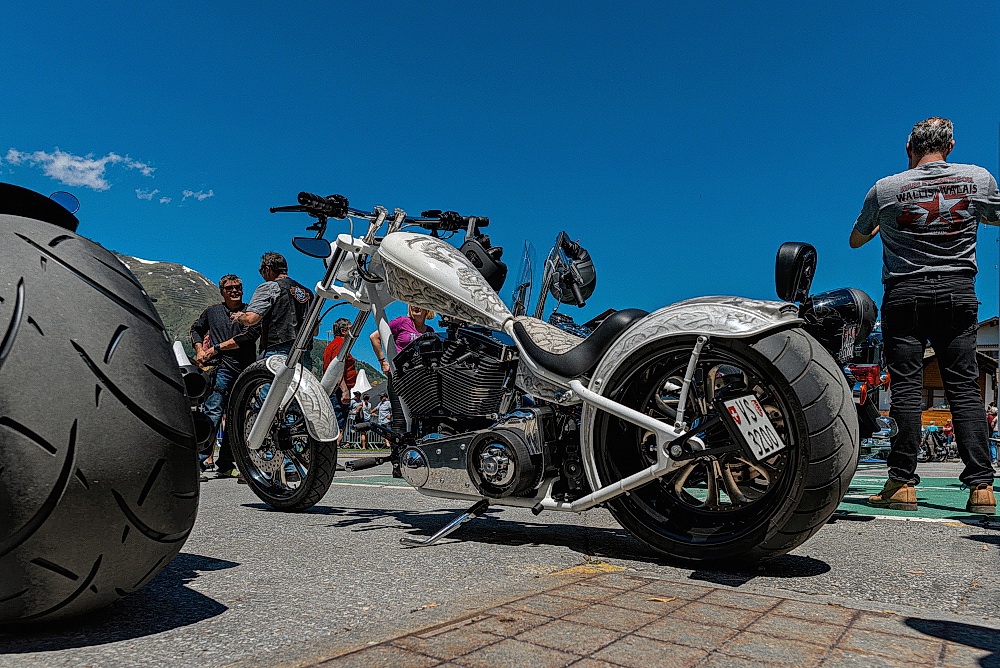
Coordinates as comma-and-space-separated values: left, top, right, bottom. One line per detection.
323, 318, 357, 445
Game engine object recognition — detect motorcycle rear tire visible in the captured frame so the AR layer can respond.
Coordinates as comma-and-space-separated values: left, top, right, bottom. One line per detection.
227, 360, 338, 511
593, 327, 858, 565
0, 214, 198, 623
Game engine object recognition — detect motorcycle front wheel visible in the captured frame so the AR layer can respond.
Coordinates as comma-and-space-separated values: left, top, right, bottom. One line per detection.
592, 327, 858, 564
227, 360, 338, 511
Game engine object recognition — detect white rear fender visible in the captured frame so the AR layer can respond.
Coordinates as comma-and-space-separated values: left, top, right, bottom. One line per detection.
588, 297, 801, 391
264, 355, 340, 443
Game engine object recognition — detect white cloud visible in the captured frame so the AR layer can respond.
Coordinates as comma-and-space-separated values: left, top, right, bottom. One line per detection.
126, 159, 155, 177
182, 189, 214, 201
159, 197, 172, 204
5, 148, 155, 190
136, 188, 159, 200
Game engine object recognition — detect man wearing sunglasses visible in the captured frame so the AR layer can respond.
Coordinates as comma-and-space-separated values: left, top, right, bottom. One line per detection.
192, 274, 260, 478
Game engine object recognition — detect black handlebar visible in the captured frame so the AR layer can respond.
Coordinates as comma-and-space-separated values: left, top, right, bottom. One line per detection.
420, 209, 489, 231
296, 192, 350, 219
271, 192, 489, 234
570, 282, 586, 307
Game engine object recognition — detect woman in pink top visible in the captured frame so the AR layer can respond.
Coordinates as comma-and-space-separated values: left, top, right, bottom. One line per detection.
370, 304, 435, 376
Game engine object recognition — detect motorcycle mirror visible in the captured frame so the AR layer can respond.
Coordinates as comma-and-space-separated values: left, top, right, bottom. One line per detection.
775, 241, 817, 303
292, 236, 332, 259
49, 191, 80, 214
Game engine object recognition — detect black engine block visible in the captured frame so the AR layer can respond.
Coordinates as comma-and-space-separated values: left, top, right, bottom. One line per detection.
391, 326, 519, 427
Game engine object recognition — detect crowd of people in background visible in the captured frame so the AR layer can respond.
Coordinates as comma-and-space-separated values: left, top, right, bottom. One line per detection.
191, 252, 438, 481
191, 251, 314, 482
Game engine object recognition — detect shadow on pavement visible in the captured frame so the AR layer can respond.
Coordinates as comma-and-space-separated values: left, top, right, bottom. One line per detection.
961, 517, 1000, 531
0, 553, 237, 653
248, 501, 658, 559
827, 511, 877, 523
688, 554, 831, 587
906, 618, 1000, 667
242, 503, 830, 579
964, 534, 1000, 546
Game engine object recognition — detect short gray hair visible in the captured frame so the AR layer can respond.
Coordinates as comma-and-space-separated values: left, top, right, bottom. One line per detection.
908, 117, 953, 158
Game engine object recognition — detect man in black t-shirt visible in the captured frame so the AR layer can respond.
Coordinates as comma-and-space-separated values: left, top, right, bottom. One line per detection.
191, 274, 259, 477
231, 252, 315, 368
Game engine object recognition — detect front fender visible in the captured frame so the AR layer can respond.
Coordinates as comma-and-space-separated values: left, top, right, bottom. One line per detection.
264, 355, 339, 443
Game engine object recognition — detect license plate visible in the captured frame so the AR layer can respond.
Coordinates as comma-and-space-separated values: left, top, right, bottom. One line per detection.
721, 395, 787, 461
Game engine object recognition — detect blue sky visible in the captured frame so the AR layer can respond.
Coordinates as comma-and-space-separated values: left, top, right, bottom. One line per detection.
4, 1, 1000, 367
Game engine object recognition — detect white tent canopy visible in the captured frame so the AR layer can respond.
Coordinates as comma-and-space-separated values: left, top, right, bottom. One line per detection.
353, 368, 372, 394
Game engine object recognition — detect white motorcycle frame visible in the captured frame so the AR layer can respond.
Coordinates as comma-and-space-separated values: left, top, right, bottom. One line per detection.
244, 206, 800, 513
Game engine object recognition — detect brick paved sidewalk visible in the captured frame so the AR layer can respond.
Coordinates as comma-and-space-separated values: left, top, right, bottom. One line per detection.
311, 570, 1000, 667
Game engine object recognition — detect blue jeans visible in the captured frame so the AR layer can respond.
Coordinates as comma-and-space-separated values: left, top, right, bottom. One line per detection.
202, 366, 238, 431
332, 392, 349, 433
200, 366, 239, 469
262, 344, 314, 474
259, 344, 314, 402
882, 275, 994, 486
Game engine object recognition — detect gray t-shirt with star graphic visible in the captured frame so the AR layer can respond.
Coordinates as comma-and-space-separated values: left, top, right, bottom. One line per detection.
854, 161, 1000, 283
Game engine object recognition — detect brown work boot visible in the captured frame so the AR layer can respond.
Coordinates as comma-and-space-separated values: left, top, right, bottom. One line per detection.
868, 480, 917, 511
967, 484, 997, 515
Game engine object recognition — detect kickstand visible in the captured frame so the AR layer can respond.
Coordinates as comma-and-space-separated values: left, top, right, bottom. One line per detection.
400, 500, 489, 547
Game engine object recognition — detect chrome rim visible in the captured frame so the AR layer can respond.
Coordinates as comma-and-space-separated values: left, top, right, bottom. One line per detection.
596, 339, 801, 545
642, 361, 788, 512
240, 379, 310, 495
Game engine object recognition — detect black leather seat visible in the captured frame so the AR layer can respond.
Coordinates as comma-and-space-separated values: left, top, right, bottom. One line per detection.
513, 309, 648, 378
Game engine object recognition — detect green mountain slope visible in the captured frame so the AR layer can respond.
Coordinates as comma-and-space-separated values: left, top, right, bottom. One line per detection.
115, 254, 220, 356
114, 254, 387, 384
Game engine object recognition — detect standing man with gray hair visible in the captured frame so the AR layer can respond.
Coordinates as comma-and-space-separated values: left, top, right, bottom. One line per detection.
851, 117, 1000, 514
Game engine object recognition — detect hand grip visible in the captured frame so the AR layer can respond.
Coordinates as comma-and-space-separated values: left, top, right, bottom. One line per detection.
297, 192, 349, 218
570, 282, 586, 307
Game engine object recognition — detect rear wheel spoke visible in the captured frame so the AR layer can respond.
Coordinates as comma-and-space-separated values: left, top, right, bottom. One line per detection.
605, 343, 796, 517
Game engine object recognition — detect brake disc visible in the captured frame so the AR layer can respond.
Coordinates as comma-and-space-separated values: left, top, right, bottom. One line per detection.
248, 443, 285, 474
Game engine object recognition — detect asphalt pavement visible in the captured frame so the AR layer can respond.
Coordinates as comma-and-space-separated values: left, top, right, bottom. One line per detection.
1, 459, 998, 667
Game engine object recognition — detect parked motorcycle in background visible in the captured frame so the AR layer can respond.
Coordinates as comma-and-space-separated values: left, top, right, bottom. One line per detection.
227, 193, 863, 564
917, 428, 957, 462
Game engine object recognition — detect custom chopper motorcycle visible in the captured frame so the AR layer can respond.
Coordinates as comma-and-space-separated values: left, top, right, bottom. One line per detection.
227, 192, 864, 564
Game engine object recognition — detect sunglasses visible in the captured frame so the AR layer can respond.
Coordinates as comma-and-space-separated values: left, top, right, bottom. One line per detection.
222, 285, 243, 292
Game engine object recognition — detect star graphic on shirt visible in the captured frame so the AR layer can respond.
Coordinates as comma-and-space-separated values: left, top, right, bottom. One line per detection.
945, 196, 970, 232
915, 193, 944, 226
896, 205, 922, 228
